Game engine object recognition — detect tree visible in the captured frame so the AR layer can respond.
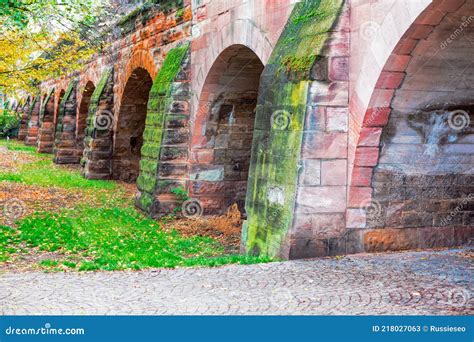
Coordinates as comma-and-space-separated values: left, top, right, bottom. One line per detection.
0, 0, 114, 97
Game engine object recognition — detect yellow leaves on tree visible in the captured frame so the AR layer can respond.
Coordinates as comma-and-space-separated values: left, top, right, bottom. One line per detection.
0, 28, 96, 95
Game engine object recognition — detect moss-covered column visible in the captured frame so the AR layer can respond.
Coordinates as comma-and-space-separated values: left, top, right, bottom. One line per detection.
37, 88, 56, 153
17, 97, 31, 141
25, 95, 41, 146
242, 0, 344, 259
81, 68, 115, 179
54, 81, 79, 164
136, 43, 190, 216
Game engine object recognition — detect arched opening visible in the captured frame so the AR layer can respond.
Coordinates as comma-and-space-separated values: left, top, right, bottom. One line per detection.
191, 44, 264, 215
351, 0, 473, 248
113, 67, 153, 182
77, 81, 96, 154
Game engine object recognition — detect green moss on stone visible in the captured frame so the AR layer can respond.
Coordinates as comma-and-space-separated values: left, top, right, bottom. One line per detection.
55, 80, 77, 140
28, 96, 39, 119
243, 0, 343, 258
39, 88, 55, 122
136, 43, 189, 213
83, 68, 113, 150
269, 0, 342, 76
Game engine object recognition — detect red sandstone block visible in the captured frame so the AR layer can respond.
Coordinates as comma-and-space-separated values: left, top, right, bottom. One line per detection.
363, 107, 391, 127
358, 127, 382, 147
190, 149, 214, 164
348, 186, 372, 208
354, 147, 379, 167
295, 186, 347, 213
375, 71, 405, 89
183, 6, 192, 21
326, 107, 348, 132
416, 9, 445, 25
311, 81, 349, 107
190, 135, 207, 149
191, 35, 207, 51
329, 57, 349, 81
403, 24, 434, 40
189, 181, 226, 195
321, 159, 347, 186
384, 55, 411, 72
436, 0, 464, 13
302, 132, 348, 159
324, 32, 350, 57
368, 89, 394, 108
351, 167, 373, 187
291, 215, 314, 240
346, 208, 366, 228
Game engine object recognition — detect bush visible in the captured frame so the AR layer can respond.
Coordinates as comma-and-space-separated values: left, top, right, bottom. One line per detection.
0, 109, 20, 138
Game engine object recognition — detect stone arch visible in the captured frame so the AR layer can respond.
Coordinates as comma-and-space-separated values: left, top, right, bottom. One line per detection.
191, 19, 274, 119
37, 89, 56, 153
190, 44, 264, 215
112, 67, 153, 182
115, 49, 157, 121
347, 0, 473, 250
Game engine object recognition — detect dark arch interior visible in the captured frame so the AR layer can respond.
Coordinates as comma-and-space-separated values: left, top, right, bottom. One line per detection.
113, 67, 153, 182
191, 45, 264, 215
77, 81, 96, 153
370, 1, 474, 230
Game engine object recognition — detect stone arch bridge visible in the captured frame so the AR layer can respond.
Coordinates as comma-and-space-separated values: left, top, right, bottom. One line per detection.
13, 0, 474, 259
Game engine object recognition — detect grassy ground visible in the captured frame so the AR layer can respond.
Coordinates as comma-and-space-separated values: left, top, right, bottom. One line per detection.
0, 139, 271, 271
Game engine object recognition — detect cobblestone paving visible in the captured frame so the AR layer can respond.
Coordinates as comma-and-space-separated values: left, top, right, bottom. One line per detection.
0, 248, 472, 315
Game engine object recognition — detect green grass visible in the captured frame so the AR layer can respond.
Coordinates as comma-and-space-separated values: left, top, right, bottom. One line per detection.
3, 205, 271, 271
0, 226, 21, 262
0, 139, 37, 153
0, 158, 116, 190
0, 139, 115, 190
0, 139, 273, 271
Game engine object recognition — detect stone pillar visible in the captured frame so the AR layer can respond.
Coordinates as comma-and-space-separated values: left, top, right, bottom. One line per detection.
242, 0, 348, 259
82, 68, 115, 180
25, 96, 41, 146
37, 88, 56, 153
54, 81, 79, 164
17, 97, 31, 141
136, 44, 191, 216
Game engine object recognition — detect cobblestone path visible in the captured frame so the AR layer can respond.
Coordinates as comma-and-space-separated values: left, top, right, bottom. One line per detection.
0, 248, 472, 315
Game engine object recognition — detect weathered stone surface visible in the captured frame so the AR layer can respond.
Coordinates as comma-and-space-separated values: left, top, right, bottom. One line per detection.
17, 0, 472, 260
